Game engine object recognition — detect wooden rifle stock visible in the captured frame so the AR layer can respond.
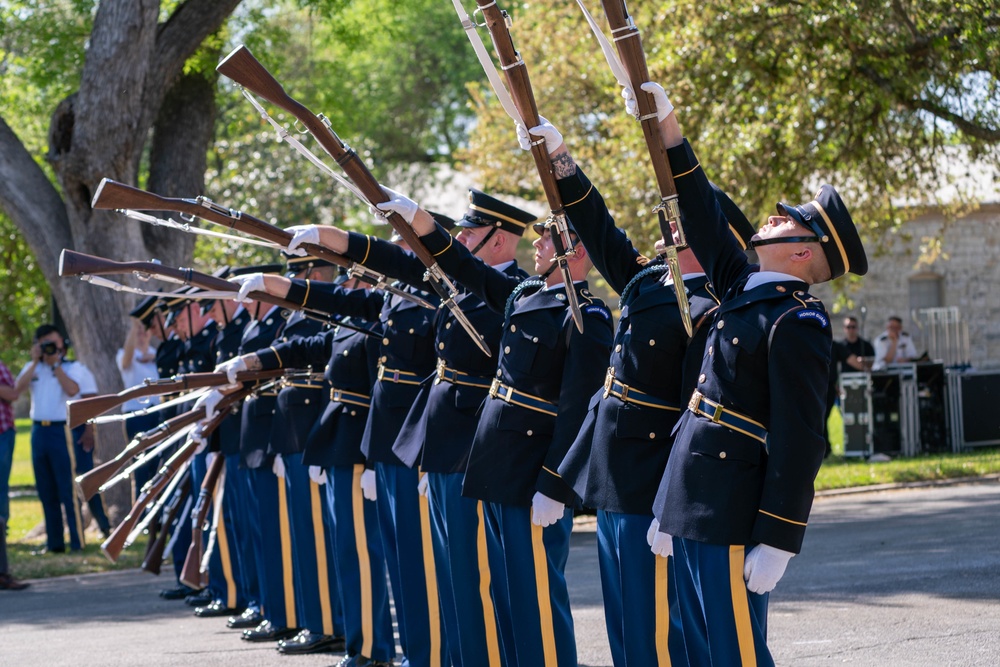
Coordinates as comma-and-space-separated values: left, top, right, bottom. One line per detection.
597, 1, 693, 335
217, 45, 491, 356
99, 385, 250, 562
179, 453, 225, 589
472, 0, 584, 331
60, 249, 309, 322
142, 470, 192, 575
76, 408, 205, 501
92, 179, 435, 313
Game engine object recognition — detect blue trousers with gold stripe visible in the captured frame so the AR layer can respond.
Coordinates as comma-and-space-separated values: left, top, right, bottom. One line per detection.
247, 466, 296, 626
30, 423, 84, 551
484, 502, 576, 667
428, 472, 504, 667
208, 455, 255, 610
375, 462, 448, 667
283, 453, 345, 637
597, 511, 687, 666
330, 464, 395, 663
672, 538, 772, 667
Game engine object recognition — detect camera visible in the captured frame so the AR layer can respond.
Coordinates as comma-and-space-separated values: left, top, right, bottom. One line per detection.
40, 341, 59, 356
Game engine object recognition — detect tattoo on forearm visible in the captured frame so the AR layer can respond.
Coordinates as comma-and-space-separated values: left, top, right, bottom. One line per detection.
551, 152, 578, 179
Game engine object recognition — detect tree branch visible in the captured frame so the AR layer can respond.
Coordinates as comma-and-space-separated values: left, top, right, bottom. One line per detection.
151, 0, 244, 89
0, 115, 72, 287
909, 97, 1000, 142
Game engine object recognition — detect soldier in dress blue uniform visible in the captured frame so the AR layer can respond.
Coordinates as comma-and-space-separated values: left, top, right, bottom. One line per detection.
515, 117, 756, 666
190, 266, 278, 619
285, 193, 534, 667
634, 82, 868, 666
351, 189, 613, 667
232, 248, 446, 667
228, 271, 396, 667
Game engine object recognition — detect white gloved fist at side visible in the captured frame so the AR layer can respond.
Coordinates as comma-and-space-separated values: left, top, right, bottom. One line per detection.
230, 273, 266, 303
193, 388, 225, 421
530, 491, 565, 527
622, 81, 674, 122
217, 356, 248, 385
649, 529, 674, 558
285, 224, 320, 257
647, 517, 660, 547
515, 116, 563, 155
360, 469, 377, 501
743, 544, 795, 594
373, 185, 419, 225
417, 472, 430, 498
309, 465, 327, 486
272, 453, 286, 479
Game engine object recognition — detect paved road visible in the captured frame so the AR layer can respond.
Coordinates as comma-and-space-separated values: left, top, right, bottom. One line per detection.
2, 480, 998, 666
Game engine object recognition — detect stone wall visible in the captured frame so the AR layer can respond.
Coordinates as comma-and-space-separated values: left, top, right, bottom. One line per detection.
811, 203, 1000, 368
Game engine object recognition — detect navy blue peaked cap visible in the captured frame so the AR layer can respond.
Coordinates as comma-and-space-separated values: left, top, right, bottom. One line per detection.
777, 184, 868, 278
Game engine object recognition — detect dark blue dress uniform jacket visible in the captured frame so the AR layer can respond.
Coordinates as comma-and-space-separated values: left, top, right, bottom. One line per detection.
257, 310, 381, 469
417, 224, 614, 507
655, 139, 832, 554
155, 335, 185, 379
285, 275, 437, 467
339, 232, 528, 474
553, 168, 719, 515
181, 324, 216, 374
212, 308, 252, 456
267, 311, 330, 457
237, 305, 286, 469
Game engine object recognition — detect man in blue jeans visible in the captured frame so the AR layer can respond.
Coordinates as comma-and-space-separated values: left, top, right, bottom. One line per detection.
15, 325, 98, 554
0, 356, 29, 589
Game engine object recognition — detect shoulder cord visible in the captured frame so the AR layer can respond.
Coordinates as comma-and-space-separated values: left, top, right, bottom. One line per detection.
504, 279, 545, 324
619, 264, 668, 308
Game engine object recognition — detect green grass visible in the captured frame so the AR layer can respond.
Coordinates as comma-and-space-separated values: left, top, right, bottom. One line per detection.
10, 418, 34, 488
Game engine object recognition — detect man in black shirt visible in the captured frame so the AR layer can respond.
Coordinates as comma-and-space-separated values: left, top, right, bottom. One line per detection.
826, 316, 874, 455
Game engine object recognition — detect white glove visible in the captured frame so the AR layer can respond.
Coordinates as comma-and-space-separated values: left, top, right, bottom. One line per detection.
360, 469, 377, 501
308, 465, 327, 486
743, 544, 795, 594
515, 116, 563, 155
217, 356, 247, 384
622, 81, 674, 122
285, 224, 320, 257
650, 530, 674, 558
230, 273, 265, 303
192, 424, 209, 454
530, 491, 565, 527
193, 388, 225, 421
646, 517, 660, 547
373, 185, 419, 225
417, 472, 430, 498
272, 453, 286, 479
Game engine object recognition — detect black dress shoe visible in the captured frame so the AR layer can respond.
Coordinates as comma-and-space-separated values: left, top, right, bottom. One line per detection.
227, 608, 263, 629
184, 590, 214, 607
0, 573, 30, 591
276, 630, 346, 654
160, 585, 198, 600
194, 600, 239, 617
242, 620, 300, 642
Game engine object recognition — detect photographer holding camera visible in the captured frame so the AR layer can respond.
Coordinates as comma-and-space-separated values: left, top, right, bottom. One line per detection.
15, 324, 99, 553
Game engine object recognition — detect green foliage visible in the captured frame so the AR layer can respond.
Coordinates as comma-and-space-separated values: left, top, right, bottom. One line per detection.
816, 448, 1000, 490
466, 1, 1000, 258
0, 214, 50, 369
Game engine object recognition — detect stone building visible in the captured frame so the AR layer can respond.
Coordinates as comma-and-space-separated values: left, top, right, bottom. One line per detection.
813, 202, 1000, 369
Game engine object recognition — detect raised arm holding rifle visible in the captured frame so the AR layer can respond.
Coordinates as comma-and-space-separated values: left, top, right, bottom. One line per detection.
633, 80, 868, 665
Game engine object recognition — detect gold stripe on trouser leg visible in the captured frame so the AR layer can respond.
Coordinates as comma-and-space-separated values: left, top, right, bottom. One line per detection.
215, 479, 238, 608
352, 464, 374, 657
475, 501, 502, 667
311, 479, 334, 634
530, 522, 558, 667
654, 553, 671, 666
63, 425, 86, 547
417, 474, 443, 667
729, 545, 757, 667
277, 474, 297, 627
